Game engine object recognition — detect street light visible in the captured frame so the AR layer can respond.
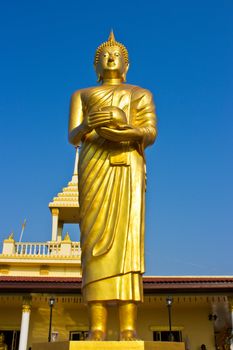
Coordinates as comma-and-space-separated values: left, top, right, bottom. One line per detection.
166, 296, 173, 341
48, 297, 56, 342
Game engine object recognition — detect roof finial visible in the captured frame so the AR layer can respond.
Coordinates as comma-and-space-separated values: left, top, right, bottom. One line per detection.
63, 232, 71, 242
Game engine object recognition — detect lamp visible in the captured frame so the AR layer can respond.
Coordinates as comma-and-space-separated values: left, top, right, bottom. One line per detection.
48, 297, 56, 342
166, 296, 173, 341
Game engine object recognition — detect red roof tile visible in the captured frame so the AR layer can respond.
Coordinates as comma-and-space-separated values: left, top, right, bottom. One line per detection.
0, 276, 233, 294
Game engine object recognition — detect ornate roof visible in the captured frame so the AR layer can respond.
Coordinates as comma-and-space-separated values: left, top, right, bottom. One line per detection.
49, 148, 79, 222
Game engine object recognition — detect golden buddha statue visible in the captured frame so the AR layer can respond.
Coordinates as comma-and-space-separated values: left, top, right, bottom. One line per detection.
68, 31, 157, 341
0, 333, 7, 350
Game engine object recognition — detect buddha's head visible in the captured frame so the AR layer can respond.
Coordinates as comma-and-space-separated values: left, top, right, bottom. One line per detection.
94, 31, 129, 83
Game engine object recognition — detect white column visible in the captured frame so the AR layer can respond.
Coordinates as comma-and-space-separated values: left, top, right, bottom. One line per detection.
18, 303, 31, 350
51, 208, 59, 241
57, 221, 63, 242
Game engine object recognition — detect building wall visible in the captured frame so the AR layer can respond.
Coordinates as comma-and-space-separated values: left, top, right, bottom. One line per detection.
0, 304, 21, 331
137, 300, 215, 349
0, 294, 222, 350
28, 296, 218, 349
29, 297, 88, 345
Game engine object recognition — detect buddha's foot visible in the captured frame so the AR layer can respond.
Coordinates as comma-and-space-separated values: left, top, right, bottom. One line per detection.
120, 330, 140, 341
87, 330, 105, 341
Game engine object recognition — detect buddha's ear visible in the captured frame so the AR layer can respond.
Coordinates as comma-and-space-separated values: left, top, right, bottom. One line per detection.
122, 63, 129, 82
94, 64, 102, 83
97, 73, 102, 83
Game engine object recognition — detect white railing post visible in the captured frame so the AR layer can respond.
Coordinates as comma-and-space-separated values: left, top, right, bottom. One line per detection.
61, 240, 72, 256
2, 235, 15, 255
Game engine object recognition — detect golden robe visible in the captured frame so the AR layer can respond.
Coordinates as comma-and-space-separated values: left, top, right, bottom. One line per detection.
69, 84, 156, 302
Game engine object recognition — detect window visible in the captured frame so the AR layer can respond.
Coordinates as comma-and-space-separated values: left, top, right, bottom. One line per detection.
153, 330, 182, 342
69, 331, 89, 341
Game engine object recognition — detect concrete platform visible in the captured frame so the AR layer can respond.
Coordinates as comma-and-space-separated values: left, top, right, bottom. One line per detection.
33, 341, 185, 350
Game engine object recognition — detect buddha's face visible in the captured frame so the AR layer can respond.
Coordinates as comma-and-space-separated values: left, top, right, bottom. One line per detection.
96, 45, 128, 81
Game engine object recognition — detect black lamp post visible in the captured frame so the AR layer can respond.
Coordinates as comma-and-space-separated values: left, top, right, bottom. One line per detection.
166, 296, 173, 341
48, 297, 56, 342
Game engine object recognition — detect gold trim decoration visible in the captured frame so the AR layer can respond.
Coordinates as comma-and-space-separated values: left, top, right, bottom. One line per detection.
22, 304, 31, 313
40, 265, 50, 275
65, 325, 89, 332
149, 325, 184, 331
0, 265, 9, 274
51, 208, 59, 216
0, 254, 81, 261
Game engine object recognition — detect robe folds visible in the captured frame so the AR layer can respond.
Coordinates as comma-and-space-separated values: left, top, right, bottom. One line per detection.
69, 84, 156, 302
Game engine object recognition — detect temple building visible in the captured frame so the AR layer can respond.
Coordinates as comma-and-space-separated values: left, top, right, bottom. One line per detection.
0, 151, 232, 350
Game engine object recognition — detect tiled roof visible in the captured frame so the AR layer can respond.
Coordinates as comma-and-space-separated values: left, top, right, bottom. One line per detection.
0, 276, 82, 293
143, 276, 233, 293
0, 276, 233, 294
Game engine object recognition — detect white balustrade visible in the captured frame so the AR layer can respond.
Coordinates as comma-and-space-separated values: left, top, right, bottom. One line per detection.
11, 241, 81, 257
71, 242, 81, 256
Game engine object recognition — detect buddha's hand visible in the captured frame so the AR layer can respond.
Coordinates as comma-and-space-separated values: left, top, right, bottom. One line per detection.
88, 106, 128, 129
96, 127, 144, 142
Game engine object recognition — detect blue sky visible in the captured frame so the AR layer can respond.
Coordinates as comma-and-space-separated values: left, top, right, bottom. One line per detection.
0, 0, 232, 275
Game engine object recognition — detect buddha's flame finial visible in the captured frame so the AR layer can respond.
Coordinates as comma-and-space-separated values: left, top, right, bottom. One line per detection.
108, 30, 116, 42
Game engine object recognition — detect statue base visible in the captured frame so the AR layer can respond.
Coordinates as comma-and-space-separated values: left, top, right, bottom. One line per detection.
33, 341, 185, 350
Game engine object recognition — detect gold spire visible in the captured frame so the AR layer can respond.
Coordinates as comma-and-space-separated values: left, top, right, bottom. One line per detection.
63, 232, 71, 242
4, 232, 15, 242
49, 148, 79, 223
94, 31, 129, 66
8, 232, 14, 240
